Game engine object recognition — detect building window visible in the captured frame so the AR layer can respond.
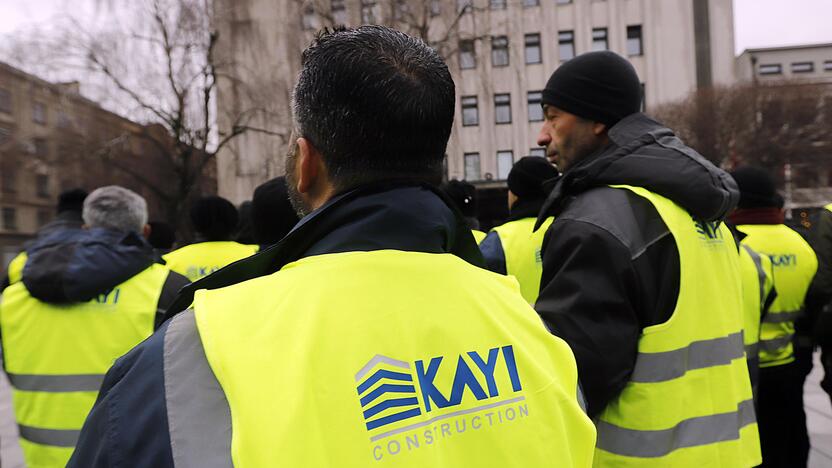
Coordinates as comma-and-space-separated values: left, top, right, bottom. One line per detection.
497, 151, 514, 180
825, 61, 832, 72
627, 25, 643, 56
457, 0, 472, 13
459, 40, 476, 69
495, 93, 512, 124
33, 101, 46, 124
57, 111, 72, 128
523, 0, 539, 5
1, 168, 15, 193
37, 210, 51, 228
530, 148, 546, 158
464, 153, 481, 181
0, 125, 9, 145
430, 0, 441, 16
525, 33, 542, 64
791, 62, 815, 73
461, 96, 479, 126
592, 28, 608, 51
528, 91, 544, 121
331, 0, 348, 24
759, 64, 782, 75
36, 174, 49, 198
2, 207, 17, 231
491, 36, 510, 67
361, 0, 378, 23
490, 0, 506, 9
557, 0, 572, 4
558, 30, 575, 61
33, 138, 48, 157
0, 89, 11, 114
301, 5, 316, 30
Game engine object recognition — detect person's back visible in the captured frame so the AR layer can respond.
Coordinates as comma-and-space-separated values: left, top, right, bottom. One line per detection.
737, 243, 776, 399
163, 196, 257, 280
69, 26, 595, 467
0, 186, 187, 468
481, 156, 558, 304
533, 51, 759, 466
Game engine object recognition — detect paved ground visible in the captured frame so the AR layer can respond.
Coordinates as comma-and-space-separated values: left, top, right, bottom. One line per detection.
2, 356, 832, 467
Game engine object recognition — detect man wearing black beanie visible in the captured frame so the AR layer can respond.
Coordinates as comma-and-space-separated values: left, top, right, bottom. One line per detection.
533, 52, 761, 466
480, 156, 558, 304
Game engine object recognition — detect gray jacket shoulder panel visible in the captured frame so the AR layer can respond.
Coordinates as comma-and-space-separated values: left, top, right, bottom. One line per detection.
556, 186, 671, 261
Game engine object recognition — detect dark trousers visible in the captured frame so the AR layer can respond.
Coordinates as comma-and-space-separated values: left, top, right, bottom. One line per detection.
757, 361, 810, 468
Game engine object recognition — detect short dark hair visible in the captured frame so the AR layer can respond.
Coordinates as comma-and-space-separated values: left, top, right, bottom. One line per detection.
147, 221, 176, 250
57, 188, 88, 214
293, 26, 455, 190
252, 177, 299, 246
189, 196, 239, 241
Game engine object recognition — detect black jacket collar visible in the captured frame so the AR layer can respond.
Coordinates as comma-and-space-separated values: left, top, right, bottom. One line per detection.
166, 182, 484, 314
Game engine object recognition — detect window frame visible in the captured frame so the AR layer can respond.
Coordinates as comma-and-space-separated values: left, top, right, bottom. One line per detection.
758, 63, 782, 75
524, 33, 542, 65
626, 25, 643, 57
459, 40, 477, 70
497, 150, 514, 180
558, 30, 575, 62
592, 27, 609, 51
461, 95, 480, 127
491, 36, 510, 67
494, 93, 512, 124
527, 91, 544, 122
464, 152, 482, 181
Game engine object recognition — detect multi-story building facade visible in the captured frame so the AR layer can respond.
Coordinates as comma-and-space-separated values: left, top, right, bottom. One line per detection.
736, 42, 832, 85
215, 0, 735, 213
0, 61, 217, 267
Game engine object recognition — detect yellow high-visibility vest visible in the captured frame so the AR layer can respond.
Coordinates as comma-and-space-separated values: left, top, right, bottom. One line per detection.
736, 224, 817, 367
738, 245, 774, 370
471, 229, 487, 244
0, 264, 170, 468
491, 217, 554, 304
593, 186, 760, 467
6, 251, 27, 285
192, 250, 596, 466
163, 241, 258, 281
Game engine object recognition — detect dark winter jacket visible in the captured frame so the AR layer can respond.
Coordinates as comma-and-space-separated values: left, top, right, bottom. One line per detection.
534, 112, 739, 418
67, 184, 485, 467
17, 228, 188, 328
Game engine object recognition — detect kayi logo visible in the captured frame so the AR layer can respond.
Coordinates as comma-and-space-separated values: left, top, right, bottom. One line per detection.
769, 253, 798, 267
694, 219, 724, 242
355, 346, 529, 461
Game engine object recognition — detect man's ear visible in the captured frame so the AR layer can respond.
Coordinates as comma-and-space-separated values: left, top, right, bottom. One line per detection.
296, 137, 323, 194
592, 122, 608, 136
142, 224, 152, 240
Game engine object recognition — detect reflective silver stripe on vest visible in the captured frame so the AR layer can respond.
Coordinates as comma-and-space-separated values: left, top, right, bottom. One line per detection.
763, 309, 802, 324
629, 332, 744, 383
745, 343, 759, 359
18, 424, 79, 448
596, 399, 756, 458
759, 334, 794, 353
164, 311, 233, 468
7, 373, 104, 392
742, 245, 767, 307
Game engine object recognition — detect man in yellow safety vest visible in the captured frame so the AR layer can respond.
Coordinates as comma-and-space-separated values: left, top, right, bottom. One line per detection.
70, 26, 596, 467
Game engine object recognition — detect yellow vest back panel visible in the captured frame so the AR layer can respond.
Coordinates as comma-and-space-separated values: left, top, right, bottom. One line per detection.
492, 217, 554, 304
0, 264, 169, 468
194, 250, 596, 467
595, 186, 760, 467
739, 245, 773, 354
737, 224, 817, 367
6, 251, 26, 285
163, 241, 257, 281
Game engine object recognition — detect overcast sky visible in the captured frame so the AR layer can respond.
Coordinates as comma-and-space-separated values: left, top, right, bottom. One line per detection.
0, 0, 831, 54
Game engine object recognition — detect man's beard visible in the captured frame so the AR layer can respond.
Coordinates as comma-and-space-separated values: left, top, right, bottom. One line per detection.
284, 140, 312, 218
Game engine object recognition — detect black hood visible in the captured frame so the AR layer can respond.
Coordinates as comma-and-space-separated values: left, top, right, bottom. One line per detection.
536, 113, 739, 229
22, 228, 156, 304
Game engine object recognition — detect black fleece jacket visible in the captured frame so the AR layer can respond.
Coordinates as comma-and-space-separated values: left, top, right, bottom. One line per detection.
535, 113, 740, 418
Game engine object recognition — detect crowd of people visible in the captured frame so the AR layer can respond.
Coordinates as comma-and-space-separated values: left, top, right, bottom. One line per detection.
1, 25, 831, 467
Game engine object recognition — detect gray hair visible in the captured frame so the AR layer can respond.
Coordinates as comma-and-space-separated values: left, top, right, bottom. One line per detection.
83, 186, 148, 233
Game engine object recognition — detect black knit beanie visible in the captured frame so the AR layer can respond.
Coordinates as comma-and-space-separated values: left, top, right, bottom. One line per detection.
508, 156, 559, 200
441, 180, 478, 218
542, 51, 642, 126
251, 177, 300, 245
729, 166, 780, 209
